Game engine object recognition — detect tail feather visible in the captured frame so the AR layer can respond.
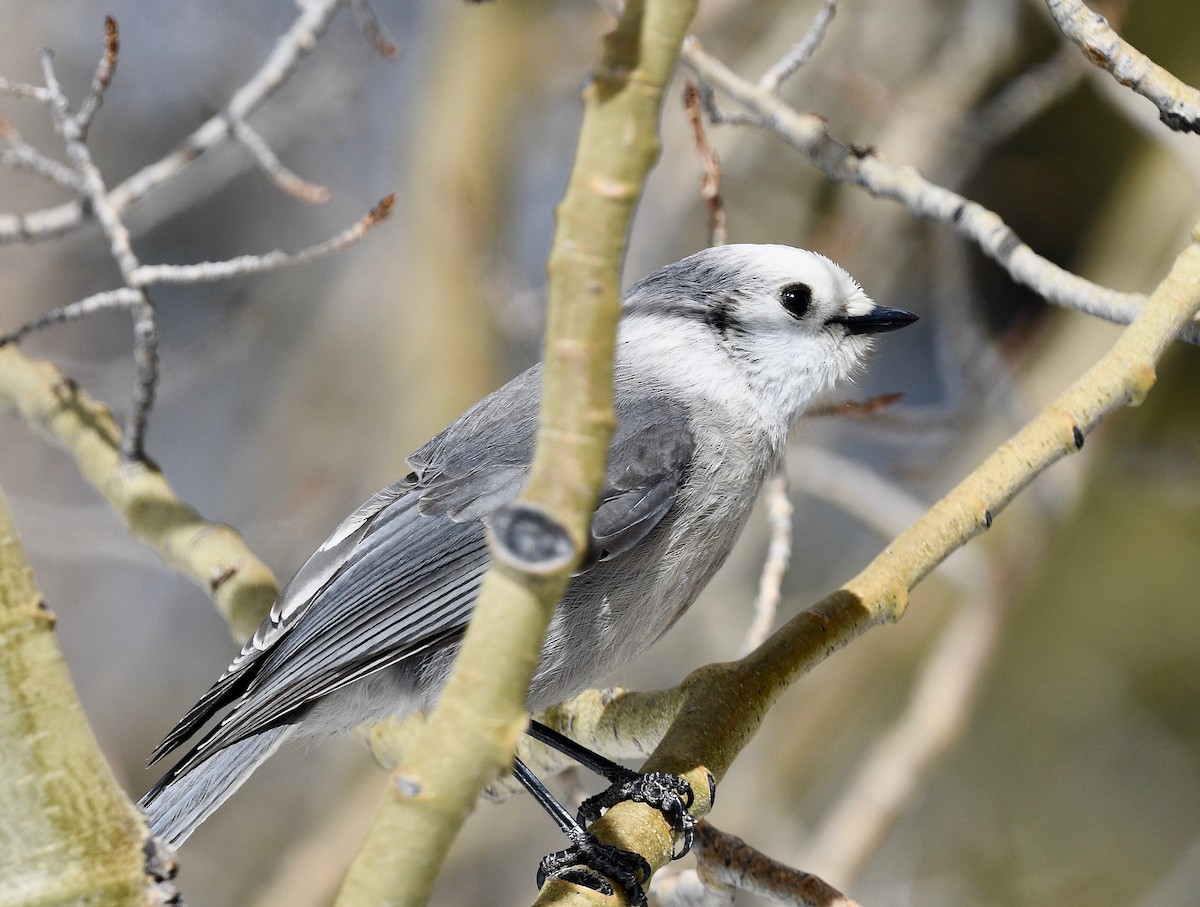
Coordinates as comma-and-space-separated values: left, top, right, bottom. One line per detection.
140, 724, 294, 848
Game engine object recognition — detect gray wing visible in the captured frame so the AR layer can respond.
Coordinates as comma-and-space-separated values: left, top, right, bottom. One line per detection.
154, 367, 694, 765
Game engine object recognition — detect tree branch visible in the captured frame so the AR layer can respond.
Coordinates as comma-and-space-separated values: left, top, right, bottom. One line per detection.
333, 2, 700, 904
0, 346, 278, 641
681, 37, 1200, 344
0, 482, 169, 905
0, 0, 351, 245
1044, 0, 1200, 134
549, 222, 1200, 903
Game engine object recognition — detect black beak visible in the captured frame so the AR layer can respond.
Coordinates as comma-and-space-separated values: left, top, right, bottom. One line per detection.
828, 305, 919, 335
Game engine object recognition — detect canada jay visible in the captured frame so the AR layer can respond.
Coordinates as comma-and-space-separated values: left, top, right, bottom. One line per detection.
141, 244, 917, 863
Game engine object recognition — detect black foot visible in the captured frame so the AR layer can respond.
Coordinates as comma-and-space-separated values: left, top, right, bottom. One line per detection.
537, 831, 652, 907
578, 771, 700, 860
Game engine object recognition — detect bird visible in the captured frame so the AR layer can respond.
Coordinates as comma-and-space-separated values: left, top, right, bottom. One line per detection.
140, 243, 917, 858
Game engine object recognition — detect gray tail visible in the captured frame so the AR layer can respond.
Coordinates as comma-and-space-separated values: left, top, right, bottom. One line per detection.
139, 724, 294, 848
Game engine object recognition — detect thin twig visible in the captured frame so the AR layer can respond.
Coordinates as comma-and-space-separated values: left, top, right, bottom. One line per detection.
740, 470, 792, 657
349, 0, 399, 59
807, 391, 905, 419
128, 195, 393, 286
0, 77, 55, 106
758, 0, 838, 93
682, 81, 727, 247
228, 115, 331, 204
803, 578, 1005, 884
33, 44, 153, 460
38, 40, 158, 459
1044, 0, 1200, 134
0, 0, 349, 245
0, 120, 83, 192
696, 80, 760, 128
567, 222, 1200, 903
0, 289, 144, 345
693, 823, 862, 907
72, 15, 119, 141
681, 37, 1200, 344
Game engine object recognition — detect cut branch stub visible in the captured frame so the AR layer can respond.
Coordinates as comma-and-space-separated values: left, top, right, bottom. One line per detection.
489, 502, 578, 576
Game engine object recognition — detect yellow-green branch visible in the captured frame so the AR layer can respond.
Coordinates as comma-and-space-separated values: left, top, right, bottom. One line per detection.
0, 346, 278, 640
0, 482, 153, 905
334, 2, 699, 905
535, 225, 1200, 905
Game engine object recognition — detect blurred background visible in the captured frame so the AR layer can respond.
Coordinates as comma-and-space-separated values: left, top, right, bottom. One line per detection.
1, 1, 1199, 905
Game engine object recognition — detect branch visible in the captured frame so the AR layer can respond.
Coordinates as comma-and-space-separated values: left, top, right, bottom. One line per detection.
681, 38, 1200, 344
1, 20, 393, 458
1044, 0, 1200, 135
126, 195, 393, 285
72, 15, 119, 140
757, 0, 838, 93
333, 2, 700, 905
739, 470, 792, 657
693, 823, 860, 907
0, 483, 168, 904
652, 823, 861, 907
228, 114, 332, 203
559, 223, 1200, 901
33, 28, 158, 459
0, 346, 278, 641
0, 0, 349, 245
0, 119, 84, 192
682, 81, 727, 247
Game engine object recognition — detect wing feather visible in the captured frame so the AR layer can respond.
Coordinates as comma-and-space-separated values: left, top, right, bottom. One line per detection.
152, 369, 696, 767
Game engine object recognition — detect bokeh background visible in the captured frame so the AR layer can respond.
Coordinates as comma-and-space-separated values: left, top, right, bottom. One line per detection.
2, 1, 1199, 905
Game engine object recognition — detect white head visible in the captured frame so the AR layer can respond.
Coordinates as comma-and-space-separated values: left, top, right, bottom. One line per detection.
619, 244, 916, 441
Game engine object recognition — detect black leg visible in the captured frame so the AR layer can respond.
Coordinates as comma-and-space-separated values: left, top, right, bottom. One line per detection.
512, 757, 651, 907
527, 720, 637, 784
525, 719, 704, 860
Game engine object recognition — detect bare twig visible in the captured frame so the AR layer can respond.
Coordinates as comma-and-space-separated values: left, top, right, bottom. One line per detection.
0, 120, 83, 192
682, 81, 727, 247
740, 470, 792, 657
696, 80, 760, 128
228, 115, 331, 203
1044, 0, 1200, 134
693, 823, 862, 907
0, 288, 143, 345
942, 42, 1085, 189
72, 15, 119, 141
128, 194, 393, 285
807, 391, 905, 419
2, 17, 393, 459
34, 35, 159, 459
804, 576, 1005, 884
349, 0, 399, 59
681, 38, 1200, 344
0, 77, 55, 106
757, 0, 838, 93
0, 0, 349, 245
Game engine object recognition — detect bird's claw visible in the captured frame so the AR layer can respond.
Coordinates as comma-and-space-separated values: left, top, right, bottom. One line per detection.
577, 771, 698, 860
537, 833, 651, 907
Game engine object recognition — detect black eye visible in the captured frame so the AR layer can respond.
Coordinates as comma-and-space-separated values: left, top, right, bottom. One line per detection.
779, 282, 812, 319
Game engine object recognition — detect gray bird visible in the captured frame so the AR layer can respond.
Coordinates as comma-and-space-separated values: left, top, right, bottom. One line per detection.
141, 244, 917, 854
